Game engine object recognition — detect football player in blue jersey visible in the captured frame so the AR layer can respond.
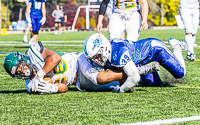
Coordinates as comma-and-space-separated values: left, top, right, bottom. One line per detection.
26, 0, 46, 46
83, 33, 186, 93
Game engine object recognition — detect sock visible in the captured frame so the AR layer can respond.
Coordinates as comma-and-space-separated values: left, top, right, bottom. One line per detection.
185, 35, 194, 54
193, 35, 196, 45
173, 44, 186, 73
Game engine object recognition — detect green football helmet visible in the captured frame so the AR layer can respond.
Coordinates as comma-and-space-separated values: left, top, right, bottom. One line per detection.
4, 52, 33, 80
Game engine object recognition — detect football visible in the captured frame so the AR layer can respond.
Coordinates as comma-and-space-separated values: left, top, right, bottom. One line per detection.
43, 77, 53, 84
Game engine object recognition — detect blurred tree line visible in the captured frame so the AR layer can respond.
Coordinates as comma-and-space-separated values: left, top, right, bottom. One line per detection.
0, 0, 181, 29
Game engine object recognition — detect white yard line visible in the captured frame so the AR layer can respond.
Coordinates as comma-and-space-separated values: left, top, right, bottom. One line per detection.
0, 41, 84, 43
120, 115, 200, 125
0, 44, 83, 46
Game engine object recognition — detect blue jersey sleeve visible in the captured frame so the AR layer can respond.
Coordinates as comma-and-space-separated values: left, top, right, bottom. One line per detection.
113, 47, 132, 70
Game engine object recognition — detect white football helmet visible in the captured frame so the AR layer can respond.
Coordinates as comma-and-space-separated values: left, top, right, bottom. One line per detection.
83, 33, 111, 66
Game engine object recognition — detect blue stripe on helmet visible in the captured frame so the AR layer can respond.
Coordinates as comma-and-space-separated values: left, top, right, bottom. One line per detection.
83, 36, 90, 56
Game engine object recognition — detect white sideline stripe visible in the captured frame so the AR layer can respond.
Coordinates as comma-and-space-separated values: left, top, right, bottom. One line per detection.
0, 41, 84, 43
0, 44, 83, 46
121, 115, 200, 125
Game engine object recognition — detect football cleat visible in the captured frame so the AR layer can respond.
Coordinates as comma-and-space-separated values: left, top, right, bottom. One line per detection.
180, 41, 187, 51
137, 62, 160, 75
168, 38, 187, 51
186, 53, 196, 61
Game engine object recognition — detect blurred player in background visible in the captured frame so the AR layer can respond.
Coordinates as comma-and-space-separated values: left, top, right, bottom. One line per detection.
84, 33, 186, 93
60, 6, 67, 33
179, 0, 199, 61
26, 0, 46, 46
52, 5, 63, 35
97, 0, 149, 41
17, 0, 32, 43
105, 0, 125, 39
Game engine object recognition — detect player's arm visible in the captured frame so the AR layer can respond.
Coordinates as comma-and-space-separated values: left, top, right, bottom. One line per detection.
119, 59, 140, 92
97, 0, 110, 33
41, 48, 62, 75
41, 2, 46, 18
97, 70, 127, 85
30, 78, 68, 94
40, 2, 46, 25
26, 2, 31, 17
139, 0, 149, 31
52, 11, 55, 18
17, 0, 25, 2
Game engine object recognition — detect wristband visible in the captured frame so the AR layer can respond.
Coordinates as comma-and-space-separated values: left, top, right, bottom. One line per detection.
37, 69, 46, 78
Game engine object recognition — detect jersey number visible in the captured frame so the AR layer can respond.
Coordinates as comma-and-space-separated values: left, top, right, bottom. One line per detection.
53, 59, 68, 75
34, 2, 42, 9
122, 55, 130, 64
55, 76, 66, 83
115, 0, 136, 9
124, 0, 135, 9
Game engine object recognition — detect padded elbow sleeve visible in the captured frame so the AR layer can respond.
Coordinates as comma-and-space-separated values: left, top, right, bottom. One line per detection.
120, 61, 140, 92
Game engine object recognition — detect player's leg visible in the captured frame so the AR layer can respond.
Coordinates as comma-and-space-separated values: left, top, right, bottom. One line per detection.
29, 15, 37, 45
192, 8, 199, 52
54, 23, 58, 35
126, 11, 141, 41
58, 23, 61, 35
140, 72, 162, 86
108, 13, 125, 40
180, 8, 195, 60
23, 26, 31, 43
23, 12, 32, 43
151, 39, 185, 78
32, 16, 42, 43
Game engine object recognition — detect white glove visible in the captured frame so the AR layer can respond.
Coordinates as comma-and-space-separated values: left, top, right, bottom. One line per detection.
31, 77, 42, 92
31, 69, 46, 92
110, 85, 124, 93
40, 17, 46, 25
37, 79, 58, 94
27, 16, 31, 24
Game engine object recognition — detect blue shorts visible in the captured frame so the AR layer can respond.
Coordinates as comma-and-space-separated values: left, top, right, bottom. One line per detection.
30, 14, 42, 33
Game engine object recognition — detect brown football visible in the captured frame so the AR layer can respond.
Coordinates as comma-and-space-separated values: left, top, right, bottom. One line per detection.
43, 77, 53, 84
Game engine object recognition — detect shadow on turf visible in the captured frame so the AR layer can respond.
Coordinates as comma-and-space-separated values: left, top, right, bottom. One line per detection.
0, 90, 28, 94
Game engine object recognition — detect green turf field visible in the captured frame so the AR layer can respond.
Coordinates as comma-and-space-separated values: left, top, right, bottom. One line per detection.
0, 29, 200, 124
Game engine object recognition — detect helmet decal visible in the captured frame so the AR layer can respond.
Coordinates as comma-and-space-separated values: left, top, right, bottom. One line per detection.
83, 36, 90, 57
11, 66, 17, 75
92, 39, 102, 50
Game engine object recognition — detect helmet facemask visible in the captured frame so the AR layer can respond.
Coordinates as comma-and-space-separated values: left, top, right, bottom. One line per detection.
14, 61, 34, 80
89, 46, 110, 66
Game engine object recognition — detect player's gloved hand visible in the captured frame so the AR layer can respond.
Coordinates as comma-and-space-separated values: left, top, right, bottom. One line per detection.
27, 16, 31, 24
40, 17, 46, 25
110, 85, 124, 93
31, 77, 42, 92
31, 69, 46, 92
37, 79, 58, 94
